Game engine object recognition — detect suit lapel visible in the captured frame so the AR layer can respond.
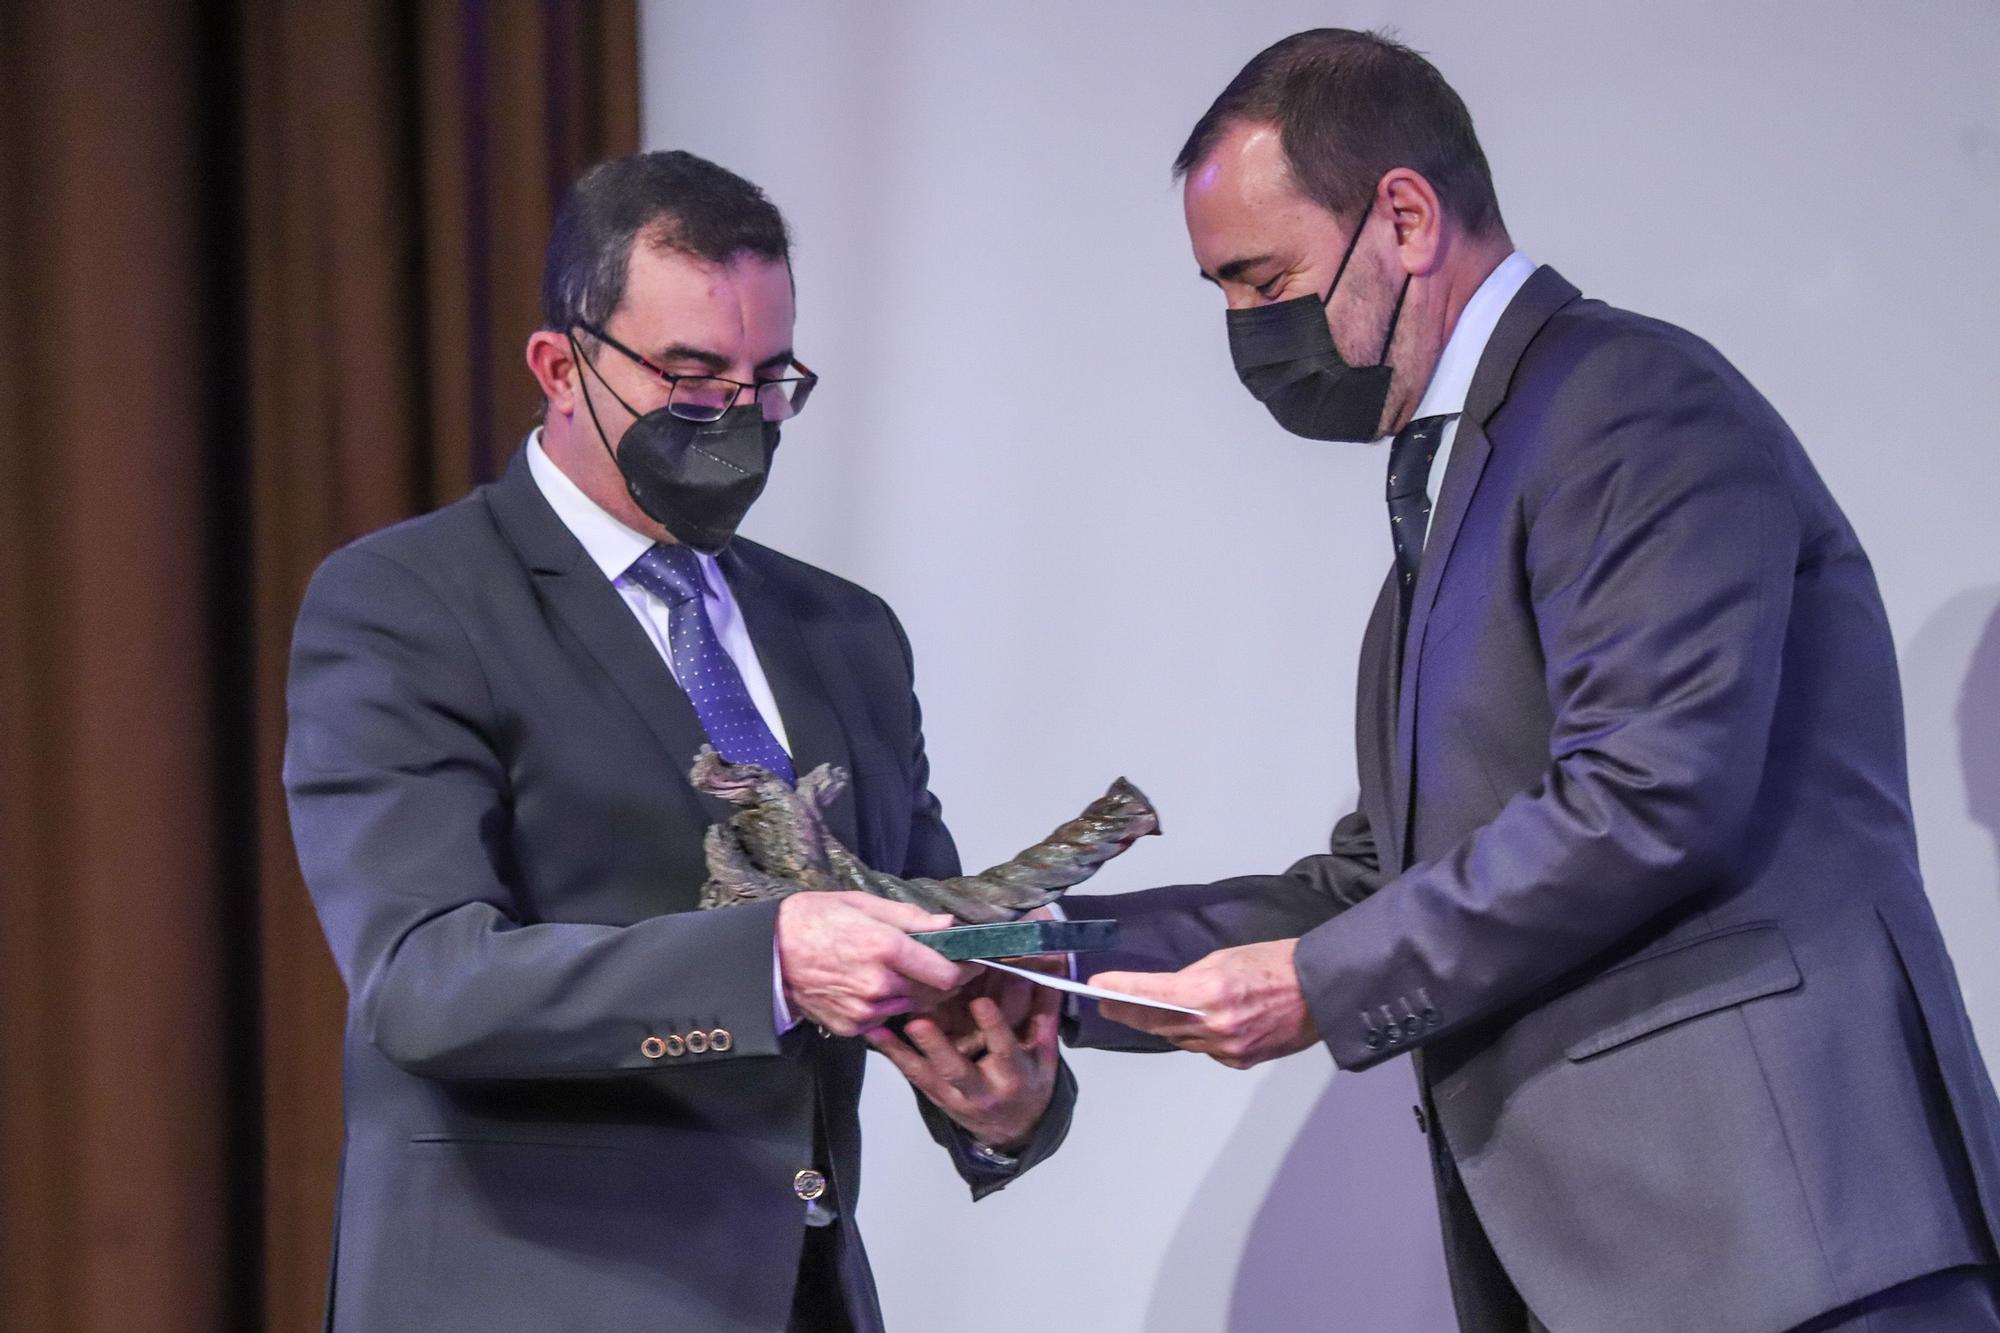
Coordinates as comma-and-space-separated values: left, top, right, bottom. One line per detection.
484, 450, 716, 824
1389, 266, 1582, 857
723, 544, 862, 853
1391, 419, 1492, 852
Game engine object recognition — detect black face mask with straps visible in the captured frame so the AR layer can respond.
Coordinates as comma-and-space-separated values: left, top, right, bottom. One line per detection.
1224, 208, 1410, 443
569, 330, 780, 553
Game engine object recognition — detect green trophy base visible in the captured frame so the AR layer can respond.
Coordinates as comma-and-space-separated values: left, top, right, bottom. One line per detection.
911, 918, 1118, 961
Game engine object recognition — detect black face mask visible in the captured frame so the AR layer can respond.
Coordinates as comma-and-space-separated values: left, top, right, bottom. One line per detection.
1225, 209, 1411, 442
571, 334, 780, 553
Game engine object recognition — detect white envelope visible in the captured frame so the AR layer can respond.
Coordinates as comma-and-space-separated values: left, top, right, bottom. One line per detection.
976, 958, 1206, 1017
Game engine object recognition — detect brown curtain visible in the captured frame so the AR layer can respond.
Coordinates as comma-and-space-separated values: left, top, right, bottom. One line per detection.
0, 3, 639, 1328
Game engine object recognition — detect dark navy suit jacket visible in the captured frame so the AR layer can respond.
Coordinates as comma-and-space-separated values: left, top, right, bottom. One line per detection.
1073, 267, 2000, 1331
285, 450, 1073, 1332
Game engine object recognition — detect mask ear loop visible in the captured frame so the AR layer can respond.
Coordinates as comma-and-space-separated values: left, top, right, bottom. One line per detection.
568, 327, 678, 526
1375, 272, 1413, 365
1320, 195, 1412, 367
1321, 195, 1377, 306
567, 328, 645, 476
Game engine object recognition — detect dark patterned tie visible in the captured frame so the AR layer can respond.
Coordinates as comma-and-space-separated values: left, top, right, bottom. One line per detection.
625, 543, 796, 784
1388, 414, 1453, 611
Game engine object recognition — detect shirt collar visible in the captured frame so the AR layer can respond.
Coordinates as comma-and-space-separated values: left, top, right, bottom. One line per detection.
525, 429, 719, 594
1403, 250, 1538, 427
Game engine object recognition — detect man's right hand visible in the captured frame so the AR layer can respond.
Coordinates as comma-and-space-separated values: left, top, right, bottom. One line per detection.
776, 893, 976, 1037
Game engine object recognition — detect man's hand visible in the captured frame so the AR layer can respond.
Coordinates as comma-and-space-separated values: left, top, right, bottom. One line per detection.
1090, 939, 1318, 1070
776, 892, 976, 1037
928, 951, 1067, 1057
933, 904, 1068, 1052
867, 976, 1060, 1152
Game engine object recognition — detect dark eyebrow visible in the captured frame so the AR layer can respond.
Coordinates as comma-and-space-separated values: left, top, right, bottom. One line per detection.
649, 342, 731, 371
646, 343, 796, 376
1203, 254, 1277, 286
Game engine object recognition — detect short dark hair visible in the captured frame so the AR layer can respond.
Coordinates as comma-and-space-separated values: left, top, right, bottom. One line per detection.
1175, 28, 1504, 236
540, 150, 792, 334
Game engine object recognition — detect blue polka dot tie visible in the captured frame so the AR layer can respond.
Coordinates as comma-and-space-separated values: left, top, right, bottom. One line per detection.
625, 544, 796, 784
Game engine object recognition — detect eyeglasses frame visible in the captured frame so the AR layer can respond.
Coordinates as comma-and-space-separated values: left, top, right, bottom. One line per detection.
573, 321, 816, 422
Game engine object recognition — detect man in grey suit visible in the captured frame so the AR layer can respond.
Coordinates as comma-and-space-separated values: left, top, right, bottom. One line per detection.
285, 151, 1072, 1332
1071, 29, 2000, 1331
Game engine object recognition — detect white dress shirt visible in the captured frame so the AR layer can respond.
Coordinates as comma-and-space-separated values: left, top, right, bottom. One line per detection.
526, 430, 800, 1030
1381, 249, 1538, 523
526, 431, 791, 751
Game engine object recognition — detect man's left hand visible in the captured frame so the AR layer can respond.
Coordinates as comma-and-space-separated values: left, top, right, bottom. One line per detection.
1090, 939, 1318, 1070
866, 975, 1059, 1152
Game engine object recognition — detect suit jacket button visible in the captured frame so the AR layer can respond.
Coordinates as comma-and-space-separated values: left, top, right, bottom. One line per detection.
686, 1030, 710, 1054
794, 1169, 827, 1202
640, 1036, 667, 1060
1412, 1104, 1429, 1135
709, 1028, 733, 1052
662, 1034, 687, 1058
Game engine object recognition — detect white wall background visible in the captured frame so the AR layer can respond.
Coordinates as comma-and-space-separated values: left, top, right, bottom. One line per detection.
639, 4, 2000, 1328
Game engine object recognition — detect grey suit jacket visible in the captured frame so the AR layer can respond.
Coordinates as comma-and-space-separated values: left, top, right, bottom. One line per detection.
285, 449, 1074, 1333
1071, 267, 2000, 1331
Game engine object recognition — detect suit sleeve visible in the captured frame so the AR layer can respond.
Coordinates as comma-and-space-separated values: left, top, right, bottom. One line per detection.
284, 545, 787, 1080
876, 600, 1079, 1192
1064, 807, 1381, 1050
1294, 331, 1800, 1069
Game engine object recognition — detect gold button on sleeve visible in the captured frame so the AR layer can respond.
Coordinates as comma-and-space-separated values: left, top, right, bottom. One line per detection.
709, 1028, 733, 1052
640, 1035, 667, 1060
685, 1030, 710, 1055
662, 1034, 687, 1058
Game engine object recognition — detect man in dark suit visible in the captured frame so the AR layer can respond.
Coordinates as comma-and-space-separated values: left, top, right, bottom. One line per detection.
284, 151, 1072, 1333
1069, 29, 2000, 1331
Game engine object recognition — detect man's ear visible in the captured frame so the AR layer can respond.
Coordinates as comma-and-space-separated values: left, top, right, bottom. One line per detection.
525, 329, 578, 415
1379, 168, 1445, 276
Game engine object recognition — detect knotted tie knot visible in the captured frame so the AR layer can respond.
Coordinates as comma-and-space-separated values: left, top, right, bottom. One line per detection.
1387, 414, 1451, 502
627, 542, 706, 606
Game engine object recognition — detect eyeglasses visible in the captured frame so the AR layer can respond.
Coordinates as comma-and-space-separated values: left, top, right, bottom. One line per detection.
575, 322, 817, 422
